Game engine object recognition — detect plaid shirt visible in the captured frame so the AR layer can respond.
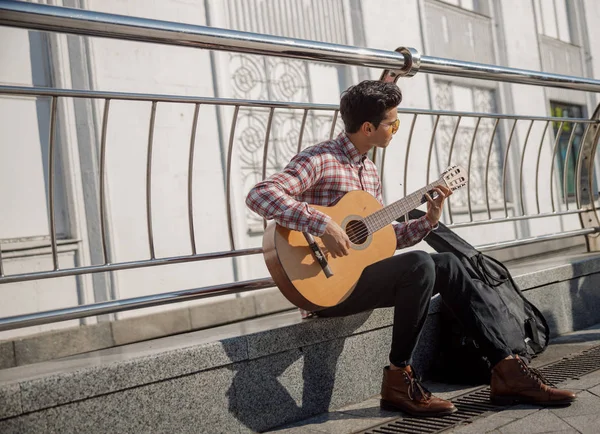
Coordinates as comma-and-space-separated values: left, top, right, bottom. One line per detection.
246, 132, 434, 245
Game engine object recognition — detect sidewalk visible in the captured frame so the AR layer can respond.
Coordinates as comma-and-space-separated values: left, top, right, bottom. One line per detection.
267, 324, 600, 434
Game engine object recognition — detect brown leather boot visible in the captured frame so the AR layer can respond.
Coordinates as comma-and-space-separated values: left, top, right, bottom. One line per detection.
491, 357, 576, 406
380, 366, 457, 416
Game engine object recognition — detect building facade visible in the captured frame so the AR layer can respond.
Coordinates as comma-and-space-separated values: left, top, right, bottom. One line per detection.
1, 0, 599, 340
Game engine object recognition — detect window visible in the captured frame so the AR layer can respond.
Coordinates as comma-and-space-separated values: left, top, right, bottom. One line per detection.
435, 81, 502, 209
437, 0, 477, 12
425, 0, 494, 64
534, 0, 572, 43
550, 102, 586, 198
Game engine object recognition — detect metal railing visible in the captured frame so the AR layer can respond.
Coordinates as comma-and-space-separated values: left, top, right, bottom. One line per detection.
0, 0, 599, 331
3, 1, 600, 91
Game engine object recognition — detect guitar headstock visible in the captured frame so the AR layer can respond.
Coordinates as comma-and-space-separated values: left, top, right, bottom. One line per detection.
441, 165, 468, 191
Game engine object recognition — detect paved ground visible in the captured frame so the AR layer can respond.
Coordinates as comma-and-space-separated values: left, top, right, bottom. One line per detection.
267, 323, 600, 434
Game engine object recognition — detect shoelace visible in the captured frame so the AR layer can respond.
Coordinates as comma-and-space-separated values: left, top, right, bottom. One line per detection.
405, 374, 433, 402
517, 359, 557, 388
527, 366, 557, 388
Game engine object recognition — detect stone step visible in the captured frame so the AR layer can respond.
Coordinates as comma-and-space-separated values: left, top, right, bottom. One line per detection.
267, 322, 600, 433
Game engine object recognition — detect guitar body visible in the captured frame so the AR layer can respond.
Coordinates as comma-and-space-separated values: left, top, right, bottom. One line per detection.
263, 190, 397, 311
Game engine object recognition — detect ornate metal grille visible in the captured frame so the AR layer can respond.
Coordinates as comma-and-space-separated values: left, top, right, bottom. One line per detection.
225, 0, 349, 229
435, 81, 503, 209
238, 108, 344, 230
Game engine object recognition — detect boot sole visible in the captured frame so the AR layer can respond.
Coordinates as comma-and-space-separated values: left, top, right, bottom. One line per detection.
380, 399, 458, 417
491, 395, 576, 407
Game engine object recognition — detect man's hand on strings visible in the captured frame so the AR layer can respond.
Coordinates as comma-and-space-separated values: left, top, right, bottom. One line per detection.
321, 220, 351, 258
425, 185, 453, 226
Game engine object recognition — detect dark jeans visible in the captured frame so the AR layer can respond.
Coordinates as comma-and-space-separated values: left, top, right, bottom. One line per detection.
318, 251, 512, 368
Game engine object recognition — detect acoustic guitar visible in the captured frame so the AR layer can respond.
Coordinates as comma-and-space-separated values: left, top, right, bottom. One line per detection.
262, 166, 468, 311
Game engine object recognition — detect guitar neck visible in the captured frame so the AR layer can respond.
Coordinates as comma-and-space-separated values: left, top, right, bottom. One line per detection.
363, 179, 445, 234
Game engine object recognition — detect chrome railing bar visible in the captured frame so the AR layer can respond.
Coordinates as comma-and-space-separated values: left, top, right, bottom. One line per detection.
534, 120, 550, 215
447, 208, 586, 229
0, 85, 340, 111
586, 127, 600, 226
4, 1, 600, 91
585, 127, 600, 209
0, 277, 275, 332
519, 120, 535, 216
2, 85, 600, 123
0, 1, 412, 71
446, 116, 462, 168
426, 115, 440, 185
99, 99, 111, 264
146, 101, 158, 259
48, 96, 59, 270
484, 118, 500, 220
477, 228, 598, 252
419, 55, 600, 93
397, 109, 597, 121
0, 247, 264, 285
562, 123, 581, 211
225, 106, 241, 250
261, 108, 276, 229
187, 103, 201, 255
296, 109, 309, 153
575, 124, 598, 209
445, 116, 462, 225
329, 110, 339, 139
549, 121, 565, 213
402, 114, 418, 222
380, 148, 388, 202
466, 117, 482, 222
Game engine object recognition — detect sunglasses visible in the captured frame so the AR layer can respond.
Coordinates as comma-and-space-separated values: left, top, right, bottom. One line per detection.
380, 118, 400, 135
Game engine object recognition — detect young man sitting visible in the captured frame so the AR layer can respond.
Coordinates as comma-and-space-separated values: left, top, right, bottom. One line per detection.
246, 80, 575, 416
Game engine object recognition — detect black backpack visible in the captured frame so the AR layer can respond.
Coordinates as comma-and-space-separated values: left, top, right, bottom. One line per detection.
404, 210, 549, 384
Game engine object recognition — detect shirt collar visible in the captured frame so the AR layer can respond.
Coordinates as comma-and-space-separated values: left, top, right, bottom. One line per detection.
337, 132, 366, 164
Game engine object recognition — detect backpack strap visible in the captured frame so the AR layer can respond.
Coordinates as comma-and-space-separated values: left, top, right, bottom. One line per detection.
407, 210, 480, 259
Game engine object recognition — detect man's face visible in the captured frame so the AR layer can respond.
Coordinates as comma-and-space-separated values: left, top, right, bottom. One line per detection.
369, 107, 399, 149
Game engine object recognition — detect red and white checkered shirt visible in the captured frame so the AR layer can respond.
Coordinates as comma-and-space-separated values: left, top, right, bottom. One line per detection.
246, 131, 434, 244
246, 132, 434, 318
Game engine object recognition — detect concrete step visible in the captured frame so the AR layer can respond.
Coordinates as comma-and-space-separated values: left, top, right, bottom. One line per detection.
1, 252, 600, 433
268, 323, 600, 433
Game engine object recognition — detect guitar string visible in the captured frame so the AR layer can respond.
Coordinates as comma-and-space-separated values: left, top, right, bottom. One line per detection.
345, 183, 439, 244
359, 183, 439, 241
344, 179, 465, 244
346, 186, 432, 244
312, 172, 464, 247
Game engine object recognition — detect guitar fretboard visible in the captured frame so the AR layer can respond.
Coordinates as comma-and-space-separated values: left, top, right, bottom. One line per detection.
362, 180, 445, 234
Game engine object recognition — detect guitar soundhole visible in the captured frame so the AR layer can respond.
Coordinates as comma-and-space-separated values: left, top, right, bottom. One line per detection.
345, 220, 368, 245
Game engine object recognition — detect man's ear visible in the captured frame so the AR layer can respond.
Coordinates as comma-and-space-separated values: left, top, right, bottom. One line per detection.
360, 121, 373, 136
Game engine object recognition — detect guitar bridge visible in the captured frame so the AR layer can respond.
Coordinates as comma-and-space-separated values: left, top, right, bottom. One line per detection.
303, 233, 334, 278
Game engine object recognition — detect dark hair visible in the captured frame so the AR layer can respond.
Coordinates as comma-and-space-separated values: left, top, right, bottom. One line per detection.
339, 80, 402, 133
